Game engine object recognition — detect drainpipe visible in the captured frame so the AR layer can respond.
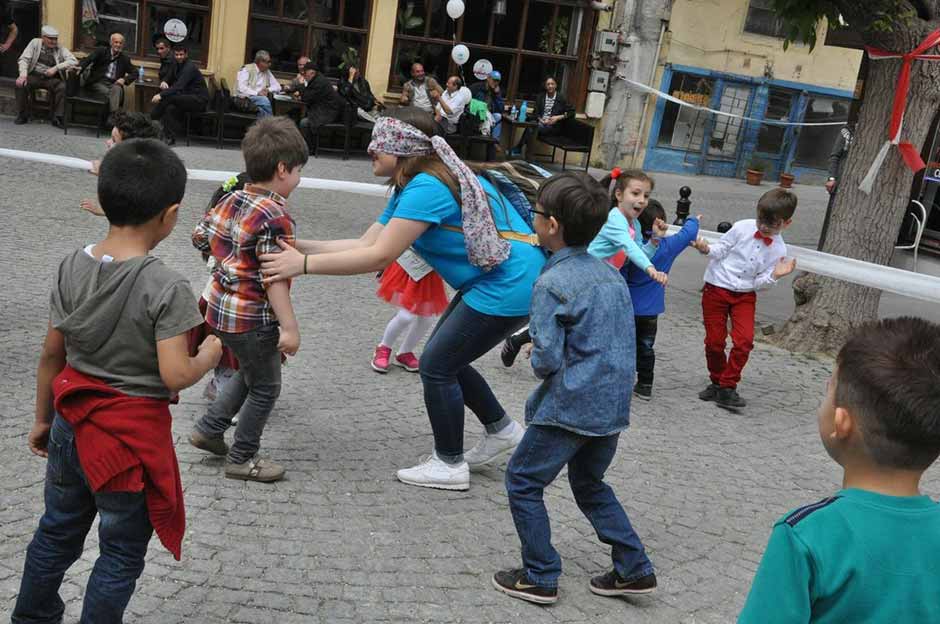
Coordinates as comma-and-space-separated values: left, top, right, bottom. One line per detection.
629, 19, 667, 167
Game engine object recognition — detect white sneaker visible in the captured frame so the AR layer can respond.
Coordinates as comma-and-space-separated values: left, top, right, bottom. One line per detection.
396, 452, 470, 491
463, 420, 525, 470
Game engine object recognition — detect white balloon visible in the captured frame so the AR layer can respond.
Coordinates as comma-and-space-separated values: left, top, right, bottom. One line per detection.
446, 0, 465, 19
472, 59, 492, 80
451, 44, 470, 65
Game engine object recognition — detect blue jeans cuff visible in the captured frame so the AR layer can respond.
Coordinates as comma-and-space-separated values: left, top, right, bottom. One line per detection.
436, 451, 464, 465
525, 568, 559, 589
484, 414, 512, 435
616, 563, 655, 583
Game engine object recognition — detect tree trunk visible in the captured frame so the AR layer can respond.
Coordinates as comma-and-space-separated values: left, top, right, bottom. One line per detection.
772, 22, 940, 354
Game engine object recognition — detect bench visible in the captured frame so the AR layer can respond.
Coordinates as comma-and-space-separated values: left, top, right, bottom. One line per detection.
537, 118, 594, 171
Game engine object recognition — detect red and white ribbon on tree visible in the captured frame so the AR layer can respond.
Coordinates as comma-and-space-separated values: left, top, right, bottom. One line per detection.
859, 28, 940, 194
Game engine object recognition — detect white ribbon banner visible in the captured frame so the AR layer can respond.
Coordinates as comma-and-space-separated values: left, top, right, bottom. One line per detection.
2, 147, 938, 303
617, 75, 848, 127
671, 226, 940, 304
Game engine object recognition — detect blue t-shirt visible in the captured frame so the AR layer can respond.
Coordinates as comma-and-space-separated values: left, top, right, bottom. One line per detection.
377, 173, 546, 317
623, 217, 699, 316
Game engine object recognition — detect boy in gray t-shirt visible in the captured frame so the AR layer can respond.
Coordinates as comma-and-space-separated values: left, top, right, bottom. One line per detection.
13, 139, 222, 624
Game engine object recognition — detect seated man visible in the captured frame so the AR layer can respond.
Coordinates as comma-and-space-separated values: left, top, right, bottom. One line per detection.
435, 75, 472, 134
78, 32, 137, 113
234, 49, 280, 118
470, 70, 504, 140
14, 25, 77, 127
154, 36, 175, 89
299, 62, 348, 148
149, 42, 208, 146
284, 55, 310, 96
399, 63, 442, 114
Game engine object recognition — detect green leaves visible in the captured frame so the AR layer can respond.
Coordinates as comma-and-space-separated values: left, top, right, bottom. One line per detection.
770, 0, 914, 50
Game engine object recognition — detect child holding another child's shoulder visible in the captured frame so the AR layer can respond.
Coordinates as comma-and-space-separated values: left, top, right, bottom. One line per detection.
739, 317, 940, 623
492, 172, 656, 605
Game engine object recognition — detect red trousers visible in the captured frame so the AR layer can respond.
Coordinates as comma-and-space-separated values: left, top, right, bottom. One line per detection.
701, 283, 756, 389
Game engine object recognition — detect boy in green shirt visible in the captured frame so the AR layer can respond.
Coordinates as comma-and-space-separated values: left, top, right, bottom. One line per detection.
739, 317, 940, 623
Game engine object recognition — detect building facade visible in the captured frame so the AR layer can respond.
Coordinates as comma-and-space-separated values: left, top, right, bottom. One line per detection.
636, 0, 863, 183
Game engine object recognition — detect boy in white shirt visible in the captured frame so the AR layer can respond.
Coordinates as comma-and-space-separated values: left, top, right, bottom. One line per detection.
692, 188, 797, 410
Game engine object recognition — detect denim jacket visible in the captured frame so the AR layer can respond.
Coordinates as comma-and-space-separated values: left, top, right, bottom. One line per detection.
525, 246, 635, 436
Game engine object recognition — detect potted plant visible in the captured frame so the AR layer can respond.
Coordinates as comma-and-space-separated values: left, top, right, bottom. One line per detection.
745, 158, 768, 185
778, 171, 796, 188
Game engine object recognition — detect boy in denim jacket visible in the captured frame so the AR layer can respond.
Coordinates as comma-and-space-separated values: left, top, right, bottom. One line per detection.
492, 172, 656, 605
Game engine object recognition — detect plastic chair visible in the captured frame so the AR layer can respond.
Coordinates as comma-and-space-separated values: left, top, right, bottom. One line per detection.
895, 200, 927, 272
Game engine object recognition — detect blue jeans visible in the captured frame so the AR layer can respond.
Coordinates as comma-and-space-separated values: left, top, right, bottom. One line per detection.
248, 94, 273, 117
491, 112, 502, 139
505, 424, 653, 588
419, 292, 527, 463
12, 415, 153, 624
195, 324, 282, 464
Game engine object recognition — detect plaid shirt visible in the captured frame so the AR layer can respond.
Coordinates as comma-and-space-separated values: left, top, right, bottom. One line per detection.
192, 185, 295, 333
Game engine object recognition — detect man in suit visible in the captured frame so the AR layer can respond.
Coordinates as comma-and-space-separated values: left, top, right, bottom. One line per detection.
79, 32, 138, 113
149, 42, 208, 145
299, 62, 348, 149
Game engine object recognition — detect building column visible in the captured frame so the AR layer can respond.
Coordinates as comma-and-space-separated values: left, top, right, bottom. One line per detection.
209, 0, 250, 88
365, 0, 398, 99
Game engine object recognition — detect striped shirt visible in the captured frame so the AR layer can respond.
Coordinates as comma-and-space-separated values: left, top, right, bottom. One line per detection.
192, 185, 295, 334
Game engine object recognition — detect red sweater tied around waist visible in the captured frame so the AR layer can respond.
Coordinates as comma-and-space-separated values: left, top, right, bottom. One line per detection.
52, 365, 186, 560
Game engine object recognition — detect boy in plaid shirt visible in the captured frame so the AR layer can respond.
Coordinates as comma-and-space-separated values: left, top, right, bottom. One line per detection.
189, 117, 307, 483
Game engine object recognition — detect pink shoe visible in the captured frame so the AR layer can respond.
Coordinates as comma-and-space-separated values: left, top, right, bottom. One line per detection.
394, 352, 420, 372
372, 345, 391, 373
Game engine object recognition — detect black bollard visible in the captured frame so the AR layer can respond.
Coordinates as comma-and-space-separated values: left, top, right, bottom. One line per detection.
674, 186, 691, 225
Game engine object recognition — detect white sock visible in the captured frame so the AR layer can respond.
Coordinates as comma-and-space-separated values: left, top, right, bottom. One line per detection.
380, 308, 417, 349
399, 314, 436, 354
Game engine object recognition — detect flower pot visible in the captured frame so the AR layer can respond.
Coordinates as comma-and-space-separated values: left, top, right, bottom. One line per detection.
778, 172, 795, 188
745, 169, 764, 185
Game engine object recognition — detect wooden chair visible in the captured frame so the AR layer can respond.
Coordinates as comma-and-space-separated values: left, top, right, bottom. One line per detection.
185, 77, 222, 147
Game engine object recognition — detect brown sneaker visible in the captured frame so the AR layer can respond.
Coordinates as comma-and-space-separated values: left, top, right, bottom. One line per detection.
225, 456, 285, 483
589, 571, 657, 596
189, 430, 228, 456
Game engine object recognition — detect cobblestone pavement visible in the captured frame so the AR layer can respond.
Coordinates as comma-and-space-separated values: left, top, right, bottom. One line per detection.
1, 119, 938, 623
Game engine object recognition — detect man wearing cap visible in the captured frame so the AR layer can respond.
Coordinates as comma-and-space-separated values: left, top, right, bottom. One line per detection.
470, 70, 505, 140
78, 32, 138, 113
14, 25, 77, 126
400, 62, 443, 114
298, 61, 348, 148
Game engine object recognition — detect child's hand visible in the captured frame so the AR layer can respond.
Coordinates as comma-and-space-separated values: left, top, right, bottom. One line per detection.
652, 218, 669, 238
772, 257, 797, 280
646, 266, 668, 286
198, 335, 223, 368
278, 327, 301, 356
89, 159, 101, 176
28, 421, 51, 458
691, 237, 710, 254
80, 199, 105, 216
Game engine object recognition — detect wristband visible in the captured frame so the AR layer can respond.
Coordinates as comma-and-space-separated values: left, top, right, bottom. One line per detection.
303, 254, 309, 274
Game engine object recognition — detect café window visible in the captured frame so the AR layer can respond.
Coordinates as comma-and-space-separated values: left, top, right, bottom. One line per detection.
389, 0, 592, 107
743, 0, 788, 39
247, 0, 372, 79
657, 72, 715, 151
76, 1, 212, 64
793, 96, 851, 169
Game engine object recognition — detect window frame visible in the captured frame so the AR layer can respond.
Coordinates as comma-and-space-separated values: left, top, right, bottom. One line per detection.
73, 0, 213, 65
742, 0, 788, 39
245, 0, 373, 79
388, 0, 595, 110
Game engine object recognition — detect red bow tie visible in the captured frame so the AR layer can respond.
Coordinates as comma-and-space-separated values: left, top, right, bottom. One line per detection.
754, 231, 774, 246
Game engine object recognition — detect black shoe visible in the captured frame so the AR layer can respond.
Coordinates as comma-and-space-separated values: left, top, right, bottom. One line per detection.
52, 116, 64, 129
500, 337, 521, 367
698, 383, 720, 401
14, 114, 28, 125
590, 571, 657, 596
492, 568, 558, 604
165, 135, 176, 147
716, 387, 747, 410
633, 383, 652, 401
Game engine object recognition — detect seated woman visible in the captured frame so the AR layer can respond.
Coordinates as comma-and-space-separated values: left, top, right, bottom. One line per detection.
338, 64, 382, 123
510, 76, 574, 158
259, 107, 546, 491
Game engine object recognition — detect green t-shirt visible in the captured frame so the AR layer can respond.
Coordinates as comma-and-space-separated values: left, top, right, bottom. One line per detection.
739, 488, 940, 624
